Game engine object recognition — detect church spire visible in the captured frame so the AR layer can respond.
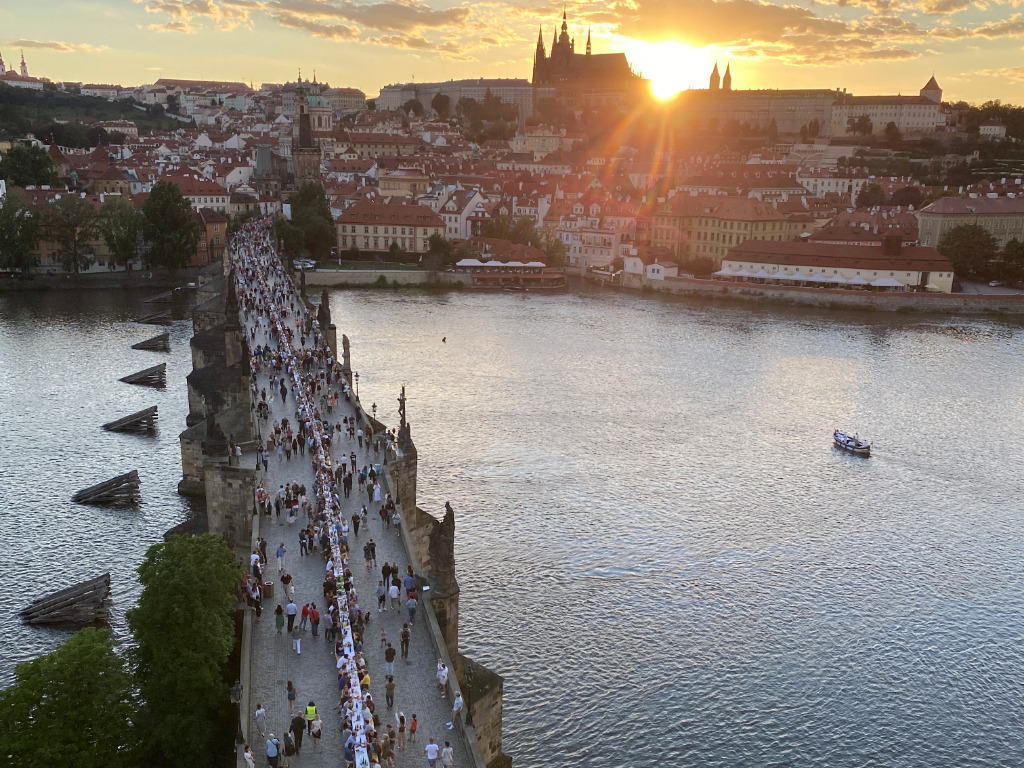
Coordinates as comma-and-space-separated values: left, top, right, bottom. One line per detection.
586, 27, 591, 55
709, 61, 720, 91
536, 25, 545, 55
723, 62, 731, 91
20, 49, 28, 78
0, 51, 5, 77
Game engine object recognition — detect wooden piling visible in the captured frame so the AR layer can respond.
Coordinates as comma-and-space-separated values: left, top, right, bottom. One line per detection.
131, 332, 170, 352
20, 573, 111, 626
102, 406, 158, 433
72, 470, 140, 505
119, 363, 166, 388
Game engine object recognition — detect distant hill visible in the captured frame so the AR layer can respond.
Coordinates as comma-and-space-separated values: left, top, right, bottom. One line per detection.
0, 83, 182, 142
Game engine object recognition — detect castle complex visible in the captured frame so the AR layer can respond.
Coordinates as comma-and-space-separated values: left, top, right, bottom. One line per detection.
680, 65, 945, 138
531, 12, 645, 110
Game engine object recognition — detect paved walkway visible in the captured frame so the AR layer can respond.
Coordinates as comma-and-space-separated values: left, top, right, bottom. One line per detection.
243, 278, 466, 768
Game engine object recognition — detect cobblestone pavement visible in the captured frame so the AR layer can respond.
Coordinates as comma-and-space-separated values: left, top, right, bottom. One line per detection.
245, 291, 467, 768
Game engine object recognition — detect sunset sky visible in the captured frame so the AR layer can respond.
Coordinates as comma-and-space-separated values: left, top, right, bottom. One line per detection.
3, 0, 1024, 102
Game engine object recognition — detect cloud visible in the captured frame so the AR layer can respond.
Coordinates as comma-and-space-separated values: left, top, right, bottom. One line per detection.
270, 10, 360, 38
976, 66, 1024, 83
267, 0, 471, 32
4, 39, 110, 53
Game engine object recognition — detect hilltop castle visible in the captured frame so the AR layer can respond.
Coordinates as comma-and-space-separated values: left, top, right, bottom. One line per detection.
532, 12, 644, 109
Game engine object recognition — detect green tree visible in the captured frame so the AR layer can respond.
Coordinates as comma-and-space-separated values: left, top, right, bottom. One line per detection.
884, 121, 902, 146
938, 223, 998, 278
855, 183, 886, 208
542, 234, 567, 268
1000, 238, 1024, 282
275, 217, 305, 259
45, 193, 99, 273
888, 186, 924, 209
431, 92, 450, 119
428, 232, 454, 266
99, 196, 143, 270
0, 144, 60, 187
0, 627, 136, 768
480, 214, 512, 240
847, 115, 873, 136
166, 94, 180, 115
227, 208, 257, 236
142, 181, 200, 271
403, 99, 424, 117
128, 534, 240, 768
288, 183, 335, 260
0, 190, 40, 272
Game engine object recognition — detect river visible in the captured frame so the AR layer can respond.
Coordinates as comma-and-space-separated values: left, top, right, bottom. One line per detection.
3, 285, 1024, 767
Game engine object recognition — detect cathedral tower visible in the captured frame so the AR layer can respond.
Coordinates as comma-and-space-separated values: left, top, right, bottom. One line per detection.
20, 51, 28, 77
709, 62, 720, 91
723, 63, 732, 91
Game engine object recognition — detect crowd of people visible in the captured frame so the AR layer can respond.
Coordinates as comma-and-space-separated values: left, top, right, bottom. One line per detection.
230, 218, 461, 768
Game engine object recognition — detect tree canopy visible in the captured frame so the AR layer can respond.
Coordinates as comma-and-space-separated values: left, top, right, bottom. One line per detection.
286, 183, 335, 261
45, 193, 99, 274
127, 534, 240, 768
938, 223, 998, 277
0, 144, 60, 187
0, 627, 136, 768
99, 196, 143, 270
431, 92, 450, 119
0, 190, 40, 272
855, 183, 886, 209
142, 181, 200, 271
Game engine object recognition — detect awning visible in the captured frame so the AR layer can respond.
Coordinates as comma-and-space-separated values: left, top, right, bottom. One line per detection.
734, 268, 753, 277
805, 272, 828, 283
752, 269, 773, 279
870, 276, 905, 288
826, 273, 848, 284
456, 258, 485, 267
771, 272, 795, 280
846, 275, 870, 285
714, 268, 737, 276
525, 262, 547, 267
791, 271, 813, 281
504, 261, 526, 267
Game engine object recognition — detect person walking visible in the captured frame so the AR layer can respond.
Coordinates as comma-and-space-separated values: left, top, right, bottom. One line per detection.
274, 605, 285, 635
400, 623, 411, 659
276, 543, 287, 573
392, 509, 401, 536
436, 662, 448, 696
368, 539, 377, 568
266, 734, 282, 768
287, 681, 297, 713
384, 642, 397, 676
244, 744, 257, 768
377, 580, 387, 612
282, 729, 295, 767
305, 701, 318, 735
424, 737, 440, 768
285, 599, 298, 632
291, 622, 301, 655
385, 675, 396, 709
310, 603, 321, 638
310, 714, 323, 751
290, 713, 305, 755
409, 714, 418, 743
407, 593, 418, 625
389, 582, 401, 610
396, 711, 407, 750
255, 702, 267, 737
441, 741, 454, 768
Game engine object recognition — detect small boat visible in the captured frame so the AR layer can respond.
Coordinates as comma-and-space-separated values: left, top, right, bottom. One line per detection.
834, 429, 871, 456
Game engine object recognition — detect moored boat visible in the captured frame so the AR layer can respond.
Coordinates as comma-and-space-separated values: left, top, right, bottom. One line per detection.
834, 429, 871, 456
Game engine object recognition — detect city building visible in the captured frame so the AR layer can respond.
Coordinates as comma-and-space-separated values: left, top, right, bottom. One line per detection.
193, 208, 228, 267
376, 78, 536, 119
650, 195, 810, 266
0, 50, 45, 90
917, 194, 1024, 249
336, 199, 444, 253
722, 237, 954, 292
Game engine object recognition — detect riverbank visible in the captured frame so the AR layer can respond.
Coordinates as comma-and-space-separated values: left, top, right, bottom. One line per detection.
0, 268, 200, 291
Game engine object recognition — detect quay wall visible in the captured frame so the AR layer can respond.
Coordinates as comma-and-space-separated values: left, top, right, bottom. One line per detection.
649, 276, 1024, 314
302, 269, 432, 286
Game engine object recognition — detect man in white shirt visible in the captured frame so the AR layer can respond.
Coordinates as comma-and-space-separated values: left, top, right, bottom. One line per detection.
424, 737, 440, 768
446, 692, 463, 729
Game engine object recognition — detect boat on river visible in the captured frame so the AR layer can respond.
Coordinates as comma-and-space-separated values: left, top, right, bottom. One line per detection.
834, 430, 871, 456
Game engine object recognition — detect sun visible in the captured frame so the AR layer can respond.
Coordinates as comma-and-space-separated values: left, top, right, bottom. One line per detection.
625, 40, 712, 101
